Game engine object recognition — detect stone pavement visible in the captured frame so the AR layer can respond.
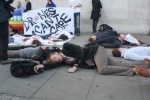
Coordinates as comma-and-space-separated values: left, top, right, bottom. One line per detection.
0, 33, 150, 100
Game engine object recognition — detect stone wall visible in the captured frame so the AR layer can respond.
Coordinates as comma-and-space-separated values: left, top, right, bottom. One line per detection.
12, 0, 150, 34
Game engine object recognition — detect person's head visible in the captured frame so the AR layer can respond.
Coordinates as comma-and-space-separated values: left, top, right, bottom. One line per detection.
134, 37, 143, 44
119, 34, 125, 39
46, 47, 62, 63
112, 48, 121, 57
25, 0, 28, 2
17, 1, 21, 7
48, 0, 52, 3
88, 35, 97, 42
58, 34, 69, 41
46, 52, 63, 63
32, 40, 43, 46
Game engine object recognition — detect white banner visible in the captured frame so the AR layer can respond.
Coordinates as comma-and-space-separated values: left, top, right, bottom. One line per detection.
22, 7, 74, 35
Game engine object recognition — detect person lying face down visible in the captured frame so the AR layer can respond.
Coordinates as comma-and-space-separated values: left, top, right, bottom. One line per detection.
34, 43, 150, 77
112, 46, 150, 61
85, 32, 143, 48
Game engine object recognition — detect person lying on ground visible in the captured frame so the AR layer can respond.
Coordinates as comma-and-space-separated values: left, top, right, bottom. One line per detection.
8, 47, 45, 60
112, 46, 150, 61
9, 34, 69, 46
34, 43, 150, 77
85, 32, 143, 48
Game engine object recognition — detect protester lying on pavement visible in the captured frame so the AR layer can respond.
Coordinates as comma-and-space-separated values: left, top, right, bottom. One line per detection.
8, 47, 45, 60
112, 46, 150, 61
85, 32, 143, 48
34, 43, 150, 77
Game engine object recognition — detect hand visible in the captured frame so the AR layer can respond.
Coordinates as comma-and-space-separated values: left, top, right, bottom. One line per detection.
34, 64, 44, 73
68, 66, 77, 73
137, 42, 140, 45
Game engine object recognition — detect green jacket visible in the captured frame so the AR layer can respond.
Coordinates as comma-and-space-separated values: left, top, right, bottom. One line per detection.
44, 43, 99, 70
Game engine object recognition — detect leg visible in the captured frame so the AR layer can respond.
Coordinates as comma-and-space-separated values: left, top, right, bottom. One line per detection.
74, 12, 80, 35
8, 50, 21, 58
0, 21, 9, 60
94, 46, 133, 75
92, 19, 99, 33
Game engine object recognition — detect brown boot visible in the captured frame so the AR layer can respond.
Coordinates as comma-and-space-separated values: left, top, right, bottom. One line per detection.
134, 66, 148, 77
1, 59, 12, 65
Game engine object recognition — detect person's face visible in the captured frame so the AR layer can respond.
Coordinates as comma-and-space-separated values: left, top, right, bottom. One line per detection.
25, 0, 28, 2
119, 34, 125, 39
18, 1, 21, 7
118, 48, 124, 52
91, 35, 97, 41
50, 52, 63, 63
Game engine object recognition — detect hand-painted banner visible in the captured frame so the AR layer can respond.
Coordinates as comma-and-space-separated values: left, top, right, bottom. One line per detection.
22, 7, 74, 35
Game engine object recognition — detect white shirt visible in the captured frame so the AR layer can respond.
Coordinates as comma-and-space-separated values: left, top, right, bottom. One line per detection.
122, 47, 150, 61
69, 0, 82, 13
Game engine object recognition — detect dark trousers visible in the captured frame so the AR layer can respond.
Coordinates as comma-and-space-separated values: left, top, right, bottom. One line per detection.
92, 18, 99, 33
74, 12, 80, 35
0, 21, 9, 60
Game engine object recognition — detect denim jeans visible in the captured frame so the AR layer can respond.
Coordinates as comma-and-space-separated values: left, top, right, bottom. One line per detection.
74, 12, 80, 34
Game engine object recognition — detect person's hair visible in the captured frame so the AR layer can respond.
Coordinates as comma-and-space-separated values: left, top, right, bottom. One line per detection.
32, 40, 42, 46
46, 53, 53, 63
112, 48, 121, 57
58, 34, 69, 41
88, 36, 95, 42
45, 47, 62, 63
134, 36, 143, 44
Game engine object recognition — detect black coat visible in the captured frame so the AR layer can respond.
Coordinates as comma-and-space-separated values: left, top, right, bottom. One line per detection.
24, 1, 32, 12
44, 43, 99, 70
91, 0, 102, 20
85, 31, 121, 48
0, 0, 14, 23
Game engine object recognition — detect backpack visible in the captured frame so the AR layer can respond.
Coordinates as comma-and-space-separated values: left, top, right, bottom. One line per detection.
10, 60, 41, 78
98, 24, 113, 32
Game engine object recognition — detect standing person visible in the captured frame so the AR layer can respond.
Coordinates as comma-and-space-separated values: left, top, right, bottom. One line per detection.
34, 43, 149, 77
46, 0, 56, 7
91, 0, 102, 33
23, 0, 32, 12
15, 1, 25, 11
0, 0, 14, 64
69, 0, 82, 36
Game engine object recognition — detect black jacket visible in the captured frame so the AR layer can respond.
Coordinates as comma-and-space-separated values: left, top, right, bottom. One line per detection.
0, 0, 14, 23
24, 1, 32, 12
44, 43, 99, 70
91, 0, 102, 20
85, 36, 121, 48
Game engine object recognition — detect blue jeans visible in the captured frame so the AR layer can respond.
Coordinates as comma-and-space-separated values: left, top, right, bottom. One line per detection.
74, 12, 80, 34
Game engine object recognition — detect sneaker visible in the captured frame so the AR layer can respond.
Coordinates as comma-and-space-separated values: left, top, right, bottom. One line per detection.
134, 66, 148, 77
1, 59, 12, 65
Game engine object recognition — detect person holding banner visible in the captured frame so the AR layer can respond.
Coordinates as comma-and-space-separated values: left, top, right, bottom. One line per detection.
23, 0, 32, 12
69, 0, 82, 36
46, 0, 56, 7
112, 46, 150, 61
0, 0, 14, 64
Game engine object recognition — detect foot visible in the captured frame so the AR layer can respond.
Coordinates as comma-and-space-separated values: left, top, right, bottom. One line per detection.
1, 59, 12, 65
75, 33, 80, 36
133, 66, 148, 77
